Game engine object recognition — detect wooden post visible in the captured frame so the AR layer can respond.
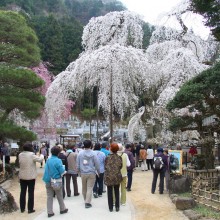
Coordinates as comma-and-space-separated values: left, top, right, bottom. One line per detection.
96, 86, 99, 142
109, 70, 113, 143
3, 155, 5, 175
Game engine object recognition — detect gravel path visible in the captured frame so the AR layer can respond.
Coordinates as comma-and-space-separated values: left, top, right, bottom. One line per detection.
1, 158, 188, 220
127, 168, 188, 220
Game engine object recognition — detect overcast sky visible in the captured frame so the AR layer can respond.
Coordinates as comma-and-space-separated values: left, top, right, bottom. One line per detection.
120, 0, 210, 38
120, 0, 182, 24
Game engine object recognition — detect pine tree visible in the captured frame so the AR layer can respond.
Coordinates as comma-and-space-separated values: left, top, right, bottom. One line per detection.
0, 11, 45, 142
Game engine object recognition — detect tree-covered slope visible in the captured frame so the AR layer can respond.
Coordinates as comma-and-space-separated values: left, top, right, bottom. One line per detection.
0, 0, 154, 75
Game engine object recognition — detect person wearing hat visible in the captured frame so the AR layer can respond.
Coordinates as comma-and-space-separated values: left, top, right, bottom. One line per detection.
151, 147, 168, 194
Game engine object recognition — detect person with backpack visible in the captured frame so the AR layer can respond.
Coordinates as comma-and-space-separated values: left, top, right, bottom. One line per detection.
151, 147, 168, 194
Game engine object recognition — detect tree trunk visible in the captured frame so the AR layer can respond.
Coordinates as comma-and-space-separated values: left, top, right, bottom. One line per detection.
200, 136, 215, 169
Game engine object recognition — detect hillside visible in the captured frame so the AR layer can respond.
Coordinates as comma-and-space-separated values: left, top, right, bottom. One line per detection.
0, 0, 129, 74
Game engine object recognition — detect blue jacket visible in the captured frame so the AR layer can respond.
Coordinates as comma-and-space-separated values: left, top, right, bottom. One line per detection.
94, 150, 106, 173
42, 156, 65, 184
100, 148, 110, 156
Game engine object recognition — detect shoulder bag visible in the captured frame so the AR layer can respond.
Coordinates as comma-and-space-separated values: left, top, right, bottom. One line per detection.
48, 162, 62, 190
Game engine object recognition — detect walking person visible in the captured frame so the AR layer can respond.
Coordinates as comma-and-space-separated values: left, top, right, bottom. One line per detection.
135, 143, 141, 167
117, 144, 130, 206
104, 143, 122, 212
19, 142, 44, 213
124, 143, 135, 192
100, 142, 110, 193
147, 145, 154, 170
77, 140, 100, 208
33, 142, 39, 155
93, 143, 106, 198
58, 145, 68, 198
139, 145, 147, 171
151, 148, 168, 194
43, 146, 68, 218
65, 145, 80, 197
1, 142, 10, 164
40, 143, 48, 168
163, 149, 170, 192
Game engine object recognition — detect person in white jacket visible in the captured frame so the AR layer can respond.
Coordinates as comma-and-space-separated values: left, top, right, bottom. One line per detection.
147, 145, 154, 170
19, 142, 44, 214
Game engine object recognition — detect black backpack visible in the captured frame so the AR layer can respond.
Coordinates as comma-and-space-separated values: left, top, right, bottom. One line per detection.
153, 157, 164, 170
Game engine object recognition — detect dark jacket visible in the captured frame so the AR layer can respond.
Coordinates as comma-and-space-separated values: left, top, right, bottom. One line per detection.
153, 152, 168, 171
58, 152, 68, 171
124, 149, 135, 171
135, 144, 141, 156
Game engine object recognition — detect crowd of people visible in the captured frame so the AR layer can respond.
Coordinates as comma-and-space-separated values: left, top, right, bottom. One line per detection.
12, 140, 178, 217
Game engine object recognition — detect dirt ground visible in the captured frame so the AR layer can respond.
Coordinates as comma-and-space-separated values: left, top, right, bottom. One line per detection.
1, 158, 188, 220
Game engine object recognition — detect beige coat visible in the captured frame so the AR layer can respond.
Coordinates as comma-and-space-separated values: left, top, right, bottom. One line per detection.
19, 151, 44, 180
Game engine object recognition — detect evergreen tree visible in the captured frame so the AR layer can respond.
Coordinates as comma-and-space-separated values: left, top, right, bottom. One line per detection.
60, 17, 83, 65
167, 62, 220, 168
0, 11, 45, 141
0, 10, 40, 66
38, 15, 65, 74
190, 0, 220, 41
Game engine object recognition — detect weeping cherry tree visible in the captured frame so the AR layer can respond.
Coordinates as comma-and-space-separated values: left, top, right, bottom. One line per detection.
46, 11, 153, 141
142, 0, 219, 143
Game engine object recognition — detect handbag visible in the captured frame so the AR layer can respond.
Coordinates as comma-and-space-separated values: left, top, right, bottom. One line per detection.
50, 178, 62, 190
47, 162, 63, 190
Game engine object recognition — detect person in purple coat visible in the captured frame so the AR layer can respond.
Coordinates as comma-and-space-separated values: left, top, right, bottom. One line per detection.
151, 147, 168, 194
124, 143, 135, 192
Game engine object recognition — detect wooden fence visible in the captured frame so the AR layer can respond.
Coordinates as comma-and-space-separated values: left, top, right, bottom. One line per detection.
183, 168, 220, 211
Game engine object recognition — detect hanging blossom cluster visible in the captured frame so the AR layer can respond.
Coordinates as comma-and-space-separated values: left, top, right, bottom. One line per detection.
146, 24, 219, 107
31, 63, 74, 139
45, 70, 75, 126
46, 6, 219, 135
46, 11, 151, 126
46, 44, 151, 124
128, 107, 145, 142
143, 0, 219, 143
82, 11, 144, 51
31, 63, 53, 95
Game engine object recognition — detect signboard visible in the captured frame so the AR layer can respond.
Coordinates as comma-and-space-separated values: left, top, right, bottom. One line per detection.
56, 128, 68, 135
11, 143, 19, 149
169, 150, 183, 175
